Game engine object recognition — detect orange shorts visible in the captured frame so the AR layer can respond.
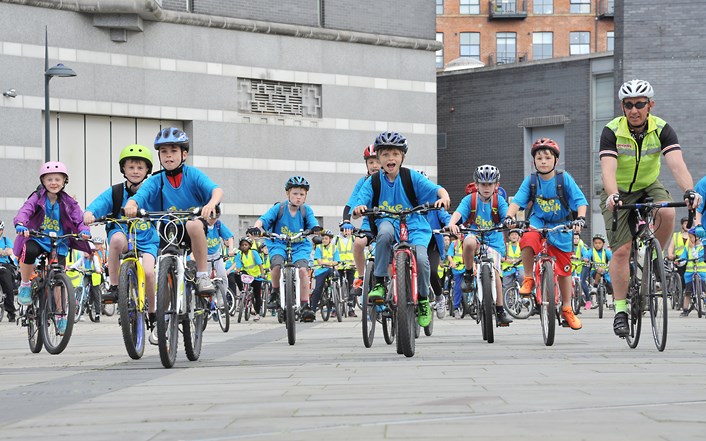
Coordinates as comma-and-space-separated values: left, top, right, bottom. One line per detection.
519, 230, 572, 277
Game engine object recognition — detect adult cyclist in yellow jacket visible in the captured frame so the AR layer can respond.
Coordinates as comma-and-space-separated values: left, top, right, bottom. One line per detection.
600, 79, 701, 338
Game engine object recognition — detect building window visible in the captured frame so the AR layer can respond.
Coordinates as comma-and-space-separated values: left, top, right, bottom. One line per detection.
607, 31, 614, 51
533, 0, 553, 14
532, 32, 553, 60
237, 78, 322, 118
436, 33, 444, 68
460, 0, 480, 15
570, 31, 590, 55
436, 0, 444, 15
570, 0, 590, 14
460, 32, 480, 59
496, 32, 516, 64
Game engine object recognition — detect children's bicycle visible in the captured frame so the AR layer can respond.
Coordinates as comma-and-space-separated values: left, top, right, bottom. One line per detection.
17, 231, 84, 354
316, 263, 346, 322
591, 262, 611, 318
360, 204, 439, 358
676, 257, 705, 317
613, 197, 691, 351
503, 261, 533, 319
207, 256, 230, 332
73, 268, 102, 323
236, 272, 256, 323
358, 232, 396, 348
664, 258, 683, 310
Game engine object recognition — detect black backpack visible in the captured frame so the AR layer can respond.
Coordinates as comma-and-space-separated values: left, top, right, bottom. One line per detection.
274, 201, 310, 231
367, 167, 418, 233
527, 170, 578, 221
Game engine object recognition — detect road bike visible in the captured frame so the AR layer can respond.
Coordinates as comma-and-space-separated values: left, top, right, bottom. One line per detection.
613, 198, 691, 351
17, 231, 83, 354
73, 268, 102, 323
360, 204, 439, 357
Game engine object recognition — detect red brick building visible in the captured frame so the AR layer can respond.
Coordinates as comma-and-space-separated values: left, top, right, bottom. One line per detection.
435, 0, 614, 68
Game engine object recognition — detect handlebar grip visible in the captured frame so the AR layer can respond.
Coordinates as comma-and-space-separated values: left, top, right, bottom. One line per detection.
687, 208, 695, 229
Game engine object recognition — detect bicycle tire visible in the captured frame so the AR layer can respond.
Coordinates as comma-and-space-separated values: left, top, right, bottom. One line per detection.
446, 278, 455, 317
333, 282, 344, 323
236, 290, 244, 323
504, 284, 529, 319
183, 294, 206, 361
88, 285, 101, 323
361, 262, 377, 348
460, 285, 469, 318
41, 272, 75, 355
668, 273, 678, 310
675, 275, 683, 311
394, 252, 415, 358
480, 266, 494, 344
227, 288, 237, 317
260, 282, 270, 317
102, 301, 116, 317
641, 242, 667, 351
73, 286, 85, 323
284, 267, 296, 345
215, 282, 230, 333
157, 257, 179, 368
539, 261, 556, 347
571, 280, 582, 315
27, 299, 43, 353
423, 309, 434, 336
383, 309, 395, 345
625, 274, 642, 349
697, 279, 704, 319
320, 285, 331, 322
244, 290, 252, 322
597, 285, 606, 319
118, 261, 145, 360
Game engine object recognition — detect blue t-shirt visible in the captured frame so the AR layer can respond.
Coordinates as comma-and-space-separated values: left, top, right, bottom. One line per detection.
695, 175, 706, 215
206, 220, 234, 255
86, 184, 160, 257
37, 198, 68, 256
446, 241, 466, 275
0, 236, 13, 264
258, 202, 319, 262
351, 169, 440, 247
346, 175, 369, 208
453, 193, 509, 255
425, 207, 452, 258
130, 164, 219, 212
511, 172, 588, 252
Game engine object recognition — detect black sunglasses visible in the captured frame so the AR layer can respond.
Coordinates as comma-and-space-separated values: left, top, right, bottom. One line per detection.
623, 100, 650, 110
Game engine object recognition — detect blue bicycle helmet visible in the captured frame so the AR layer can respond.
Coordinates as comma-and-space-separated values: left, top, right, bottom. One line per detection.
285, 176, 310, 191
154, 127, 189, 151
374, 131, 408, 154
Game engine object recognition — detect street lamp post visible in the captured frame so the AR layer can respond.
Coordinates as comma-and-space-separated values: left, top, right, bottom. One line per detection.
44, 28, 76, 162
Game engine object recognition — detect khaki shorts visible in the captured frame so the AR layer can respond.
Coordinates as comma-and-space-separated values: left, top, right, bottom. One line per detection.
600, 180, 672, 250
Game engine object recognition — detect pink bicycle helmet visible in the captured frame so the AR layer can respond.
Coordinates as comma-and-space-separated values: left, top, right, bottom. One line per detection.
39, 161, 69, 178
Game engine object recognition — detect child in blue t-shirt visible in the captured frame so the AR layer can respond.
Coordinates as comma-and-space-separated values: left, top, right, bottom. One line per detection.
310, 230, 341, 314
205, 217, 235, 279
123, 128, 224, 297
352, 131, 450, 329
505, 138, 588, 330
250, 176, 320, 322
447, 165, 513, 325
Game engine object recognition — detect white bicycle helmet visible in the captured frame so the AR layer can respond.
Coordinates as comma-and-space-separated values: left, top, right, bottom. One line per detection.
618, 79, 654, 100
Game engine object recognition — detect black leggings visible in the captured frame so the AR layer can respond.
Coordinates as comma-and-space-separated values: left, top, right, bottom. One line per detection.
20, 239, 66, 266
427, 238, 442, 297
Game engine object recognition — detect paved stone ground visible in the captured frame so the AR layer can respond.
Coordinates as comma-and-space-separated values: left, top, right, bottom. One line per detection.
1, 307, 706, 441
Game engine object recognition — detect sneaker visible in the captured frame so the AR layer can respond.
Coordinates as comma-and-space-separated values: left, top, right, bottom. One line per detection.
57, 316, 67, 335
149, 327, 159, 345
267, 290, 280, 309
496, 308, 513, 325
417, 298, 432, 327
584, 300, 592, 310
353, 277, 364, 290
7, 312, 16, 323
460, 271, 474, 293
368, 283, 385, 301
435, 295, 446, 312
454, 308, 464, 319
348, 309, 357, 318
613, 311, 629, 337
561, 306, 582, 330
679, 310, 690, 318
253, 314, 261, 321
519, 277, 535, 295
196, 275, 215, 295
94, 315, 100, 323
300, 305, 316, 322
18, 285, 32, 306
102, 285, 119, 304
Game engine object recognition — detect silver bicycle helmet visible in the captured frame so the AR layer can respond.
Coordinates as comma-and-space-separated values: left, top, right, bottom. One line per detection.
473, 164, 500, 184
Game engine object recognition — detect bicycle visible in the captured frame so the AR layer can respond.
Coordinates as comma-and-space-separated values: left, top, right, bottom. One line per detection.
518, 222, 574, 346
259, 272, 272, 317
503, 261, 534, 319
569, 258, 584, 315
258, 229, 319, 346
591, 262, 611, 319
360, 204, 439, 357
151, 208, 208, 368
235, 272, 255, 323
677, 257, 705, 318
613, 197, 691, 351
664, 258, 683, 310
358, 231, 396, 348
73, 268, 102, 323
207, 255, 230, 332
0, 262, 19, 322
17, 231, 84, 354
315, 263, 346, 322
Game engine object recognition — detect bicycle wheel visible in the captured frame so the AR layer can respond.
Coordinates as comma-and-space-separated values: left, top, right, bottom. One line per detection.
361, 261, 376, 347
244, 290, 252, 321
539, 261, 556, 347
88, 286, 101, 323
382, 308, 396, 345
227, 288, 237, 317
696, 280, 704, 319
183, 293, 206, 361
480, 266, 494, 344
333, 282, 344, 323
423, 308, 434, 336
236, 290, 245, 323
215, 282, 230, 333
41, 273, 75, 355
597, 285, 606, 319
320, 286, 331, 322
260, 282, 270, 317
571, 280, 582, 315
157, 257, 179, 368
674, 276, 683, 311
503, 284, 529, 319
394, 252, 415, 358
102, 301, 116, 317
27, 300, 43, 353
284, 267, 296, 345
645, 242, 668, 351
73, 286, 85, 323
118, 261, 146, 360
460, 285, 469, 318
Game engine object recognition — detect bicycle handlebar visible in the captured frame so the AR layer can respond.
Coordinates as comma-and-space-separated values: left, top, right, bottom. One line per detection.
359, 203, 440, 218
611, 198, 693, 232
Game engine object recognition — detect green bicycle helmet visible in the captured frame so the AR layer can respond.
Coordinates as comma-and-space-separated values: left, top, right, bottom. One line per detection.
119, 144, 154, 175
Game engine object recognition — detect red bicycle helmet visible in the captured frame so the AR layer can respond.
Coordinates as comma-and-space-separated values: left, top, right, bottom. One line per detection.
363, 144, 376, 160
531, 138, 560, 158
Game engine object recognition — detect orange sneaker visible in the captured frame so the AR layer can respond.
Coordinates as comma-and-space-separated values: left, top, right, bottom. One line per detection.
353, 278, 364, 289
562, 306, 582, 330
519, 277, 535, 295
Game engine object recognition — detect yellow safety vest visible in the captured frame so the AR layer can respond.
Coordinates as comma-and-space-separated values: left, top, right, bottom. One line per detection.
672, 232, 687, 259
336, 237, 354, 269
572, 239, 586, 272
502, 242, 521, 271
451, 240, 464, 268
685, 246, 706, 273
592, 248, 608, 264
318, 243, 335, 263
240, 250, 262, 277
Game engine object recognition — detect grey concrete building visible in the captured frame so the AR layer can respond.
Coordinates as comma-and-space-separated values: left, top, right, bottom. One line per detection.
0, 0, 440, 235
437, 0, 706, 238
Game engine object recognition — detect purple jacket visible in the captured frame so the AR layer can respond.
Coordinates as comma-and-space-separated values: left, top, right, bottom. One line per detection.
13, 188, 91, 256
